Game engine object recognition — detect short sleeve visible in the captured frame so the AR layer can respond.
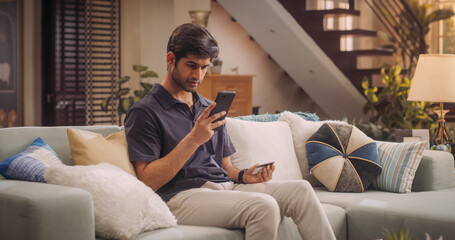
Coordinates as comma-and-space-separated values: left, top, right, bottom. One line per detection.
222, 125, 236, 157
124, 108, 162, 162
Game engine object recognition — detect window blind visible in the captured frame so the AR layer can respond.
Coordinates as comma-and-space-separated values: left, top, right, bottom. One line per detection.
45, 0, 120, 126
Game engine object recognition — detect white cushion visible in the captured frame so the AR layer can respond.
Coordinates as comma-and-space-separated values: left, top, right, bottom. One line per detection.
226, 117, 303, 180
45, 163, 177, 239
278, 112, 347, 186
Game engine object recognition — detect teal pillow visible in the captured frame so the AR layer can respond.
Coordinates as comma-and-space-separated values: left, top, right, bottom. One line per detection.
306, 122, 382, 192
234, 111, 320, 122
0, 137, 62, 182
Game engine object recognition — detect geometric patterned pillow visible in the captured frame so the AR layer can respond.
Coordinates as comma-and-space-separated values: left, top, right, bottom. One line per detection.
0, 137, 62, 182
372, 141, 426, 193
306, 122, 382, 192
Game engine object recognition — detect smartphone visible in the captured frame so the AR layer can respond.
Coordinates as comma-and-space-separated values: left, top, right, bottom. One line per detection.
252, 161, 275, 175
209, 91, 236, 131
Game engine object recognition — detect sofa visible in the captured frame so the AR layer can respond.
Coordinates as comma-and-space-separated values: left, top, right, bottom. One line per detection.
0, 112, 454, 240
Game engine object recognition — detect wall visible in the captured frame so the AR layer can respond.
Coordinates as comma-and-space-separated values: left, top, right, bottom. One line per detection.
121, 0, 174, 84
23, 0, 41, 126
121, 0, 210, 86
20, 0, 394, 125
121, 0, 327, 117
208, 1, 326, 116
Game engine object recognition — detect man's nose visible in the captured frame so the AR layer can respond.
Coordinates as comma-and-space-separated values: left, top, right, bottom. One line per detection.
192, 68, 203, 80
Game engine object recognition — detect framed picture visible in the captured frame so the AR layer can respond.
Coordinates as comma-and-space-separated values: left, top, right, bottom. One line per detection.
0, 0, 22, 128
395, 129, 430, 150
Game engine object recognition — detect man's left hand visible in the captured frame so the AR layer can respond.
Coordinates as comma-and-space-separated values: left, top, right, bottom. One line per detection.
243, 164, 275, 184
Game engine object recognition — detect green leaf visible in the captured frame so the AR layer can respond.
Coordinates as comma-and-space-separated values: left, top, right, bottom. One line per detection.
119, 76, 130, 84
133, 65, 148, 72
361, 79, 369, 90
134, 90, 146, 98
393, 65, 402, 76
372, 94, 379, 103
118, 97, 134, 115
100, 96, 111, 112
141, 71, 158, 78
140, 82, 153, 92
116, 88, 130, 97
427, 9, 454, 23
371, 87, 378, 93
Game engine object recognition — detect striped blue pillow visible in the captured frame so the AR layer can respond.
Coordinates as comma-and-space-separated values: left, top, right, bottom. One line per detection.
0, 137, 62, 182
373, 141, 426, 193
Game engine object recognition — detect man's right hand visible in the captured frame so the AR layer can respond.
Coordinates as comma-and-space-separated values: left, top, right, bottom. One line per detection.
189, 102, 226, 146
133, 103, 225, 192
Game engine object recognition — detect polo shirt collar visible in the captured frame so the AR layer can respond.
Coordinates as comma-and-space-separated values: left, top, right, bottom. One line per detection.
151, 83, 210, 110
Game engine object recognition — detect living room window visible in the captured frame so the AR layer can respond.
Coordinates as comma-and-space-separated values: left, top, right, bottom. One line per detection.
437, 0, 455, 54
42, 0, 120, 126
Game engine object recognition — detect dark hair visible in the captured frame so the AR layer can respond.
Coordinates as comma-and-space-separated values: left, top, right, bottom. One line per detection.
167, 23, 219, 64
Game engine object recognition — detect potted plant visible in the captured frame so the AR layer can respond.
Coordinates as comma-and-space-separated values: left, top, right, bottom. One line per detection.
355, 63, 437, 141
210, 58, 223, 74
101, 65, 158, 125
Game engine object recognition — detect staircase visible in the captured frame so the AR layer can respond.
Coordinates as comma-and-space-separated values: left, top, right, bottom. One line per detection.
278, 0, 394, 91
217, 0, 366, 120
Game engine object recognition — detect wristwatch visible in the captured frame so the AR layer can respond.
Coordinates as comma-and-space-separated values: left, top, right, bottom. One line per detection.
238, 169, 247, 184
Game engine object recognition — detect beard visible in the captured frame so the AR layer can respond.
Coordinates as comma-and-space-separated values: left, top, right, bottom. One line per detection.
171, 66, 200, 93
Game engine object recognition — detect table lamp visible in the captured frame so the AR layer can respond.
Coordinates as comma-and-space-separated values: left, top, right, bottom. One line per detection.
408, 54, 455, 150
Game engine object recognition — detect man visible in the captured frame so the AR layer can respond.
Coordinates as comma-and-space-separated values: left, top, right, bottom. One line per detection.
124, 23, 335, 240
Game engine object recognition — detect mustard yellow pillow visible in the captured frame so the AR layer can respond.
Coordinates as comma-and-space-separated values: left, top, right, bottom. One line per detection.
67, 128, 136, 177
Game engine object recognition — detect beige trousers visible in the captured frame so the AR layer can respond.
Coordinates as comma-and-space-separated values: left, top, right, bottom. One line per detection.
166, 180, 336, 240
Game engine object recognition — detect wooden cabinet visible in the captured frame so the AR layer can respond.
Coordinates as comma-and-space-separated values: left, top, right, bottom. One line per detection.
198, 74, 253, 117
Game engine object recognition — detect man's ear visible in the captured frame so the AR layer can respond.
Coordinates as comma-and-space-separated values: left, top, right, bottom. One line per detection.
167, 52, 175, 67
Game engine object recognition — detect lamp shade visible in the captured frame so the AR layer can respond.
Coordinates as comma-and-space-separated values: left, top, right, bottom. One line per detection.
408, 54, 455, 103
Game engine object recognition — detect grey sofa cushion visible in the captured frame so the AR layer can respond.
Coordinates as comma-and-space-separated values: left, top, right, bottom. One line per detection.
315, 188, 455, 240
0, 180, 95, 240
322, 204, 346, 240
118, 204, 346, 240
412, 150, 454, 191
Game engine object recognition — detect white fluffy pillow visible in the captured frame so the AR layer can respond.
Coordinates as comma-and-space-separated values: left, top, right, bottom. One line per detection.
44, 163, 176, 239
226, 118, 303, 180
278, 112, 348, 186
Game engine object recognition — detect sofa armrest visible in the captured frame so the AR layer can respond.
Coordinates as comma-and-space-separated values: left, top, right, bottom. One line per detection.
0, 180, 95, 240
412, 150, 454, 191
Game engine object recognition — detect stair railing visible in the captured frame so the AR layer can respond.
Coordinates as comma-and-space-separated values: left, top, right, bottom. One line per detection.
365, 0, 426, 76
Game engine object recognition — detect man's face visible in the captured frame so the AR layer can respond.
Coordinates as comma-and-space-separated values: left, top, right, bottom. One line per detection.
170, 53, 211, 93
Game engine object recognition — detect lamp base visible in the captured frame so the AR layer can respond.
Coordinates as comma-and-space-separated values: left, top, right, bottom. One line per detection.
430, 103, 453, 149
430, 143, 452, 152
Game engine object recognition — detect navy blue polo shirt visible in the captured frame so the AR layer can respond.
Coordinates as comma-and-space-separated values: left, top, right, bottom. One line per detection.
124, 83, 236, 202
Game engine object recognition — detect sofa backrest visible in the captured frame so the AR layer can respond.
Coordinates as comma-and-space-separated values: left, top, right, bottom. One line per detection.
0, 125, 122, 165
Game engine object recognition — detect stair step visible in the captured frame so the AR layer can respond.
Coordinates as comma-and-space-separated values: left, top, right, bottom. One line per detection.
325, 29, 377, 36
354, 68, 382, 76
354, 67, 409, 77
305, 9, 361, 16
342, 49, 394, 56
